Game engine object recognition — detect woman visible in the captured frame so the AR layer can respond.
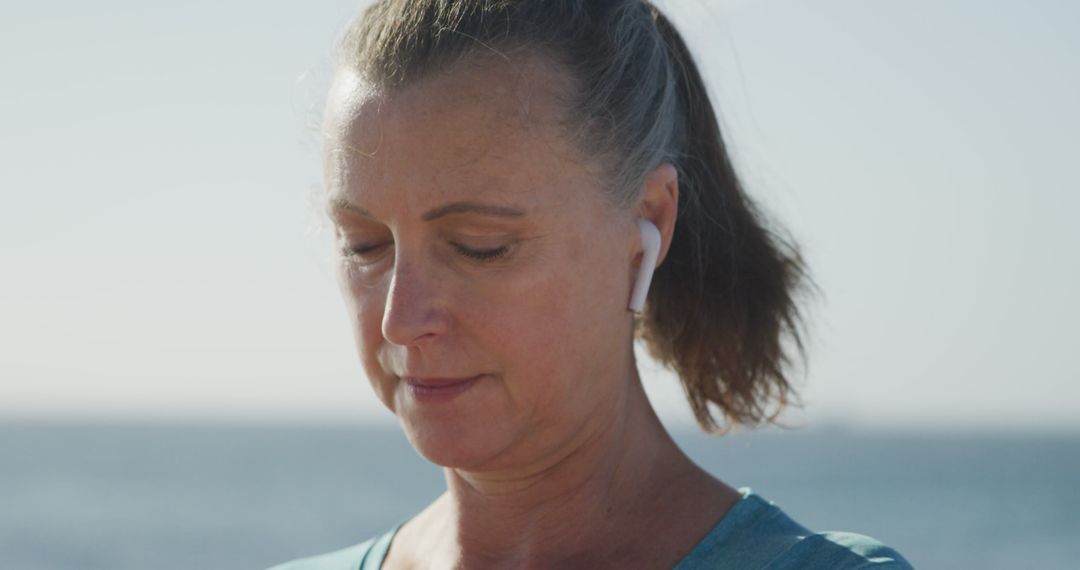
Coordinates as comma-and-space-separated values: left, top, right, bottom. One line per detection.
274, 0, 913, 568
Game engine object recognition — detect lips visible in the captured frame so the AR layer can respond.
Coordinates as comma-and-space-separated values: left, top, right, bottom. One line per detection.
402, 374, 483, 403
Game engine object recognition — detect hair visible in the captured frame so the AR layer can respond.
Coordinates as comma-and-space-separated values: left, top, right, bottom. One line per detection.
334, 0, 815, 433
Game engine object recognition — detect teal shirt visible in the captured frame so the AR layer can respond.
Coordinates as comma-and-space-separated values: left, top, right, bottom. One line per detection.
270, 487, 914, 569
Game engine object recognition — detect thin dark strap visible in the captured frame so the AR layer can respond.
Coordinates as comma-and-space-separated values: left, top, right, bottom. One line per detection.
359, 524, 402, 570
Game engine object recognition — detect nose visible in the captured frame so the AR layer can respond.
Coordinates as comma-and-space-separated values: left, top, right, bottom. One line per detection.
381, 256, 449, 347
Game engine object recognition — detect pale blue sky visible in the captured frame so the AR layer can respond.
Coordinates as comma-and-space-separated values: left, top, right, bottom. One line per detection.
2, 0, 1077, 431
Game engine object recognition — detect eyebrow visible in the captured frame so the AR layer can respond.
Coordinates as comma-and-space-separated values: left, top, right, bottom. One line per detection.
328, 196, 373, 218
421, 201, 526, 222
329, 197, 526, 222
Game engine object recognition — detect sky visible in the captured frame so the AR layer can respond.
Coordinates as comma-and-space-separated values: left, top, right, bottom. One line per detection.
1, 0, 1077, 432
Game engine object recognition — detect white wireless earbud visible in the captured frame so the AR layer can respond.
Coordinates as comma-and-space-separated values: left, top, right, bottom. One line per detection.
629, 219, 662, 314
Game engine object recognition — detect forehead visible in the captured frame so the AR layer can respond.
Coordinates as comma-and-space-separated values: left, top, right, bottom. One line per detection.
322, 55, 600, 214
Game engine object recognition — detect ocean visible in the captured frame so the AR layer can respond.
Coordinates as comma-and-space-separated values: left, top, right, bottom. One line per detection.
2, 421, 1077, 569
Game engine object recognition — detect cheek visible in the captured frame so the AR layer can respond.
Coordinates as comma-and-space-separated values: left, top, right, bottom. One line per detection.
337, 265, 385, 340
473, 238, 629, 402
337, 266, 395, 404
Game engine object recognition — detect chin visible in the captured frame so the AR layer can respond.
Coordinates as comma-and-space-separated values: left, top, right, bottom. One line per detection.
398, 410, 515, 470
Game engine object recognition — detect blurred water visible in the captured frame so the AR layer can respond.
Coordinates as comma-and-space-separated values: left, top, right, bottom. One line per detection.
2, 421, 1077, 569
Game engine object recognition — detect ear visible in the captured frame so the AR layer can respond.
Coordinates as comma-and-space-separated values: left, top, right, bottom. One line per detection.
637, 163, 679, 266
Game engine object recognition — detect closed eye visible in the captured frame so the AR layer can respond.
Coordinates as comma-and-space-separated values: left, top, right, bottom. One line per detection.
452, 243, 510, 262
343, 242, 391, 263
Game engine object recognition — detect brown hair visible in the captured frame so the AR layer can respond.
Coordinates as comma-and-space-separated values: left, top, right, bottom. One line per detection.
334, 0, 815, 433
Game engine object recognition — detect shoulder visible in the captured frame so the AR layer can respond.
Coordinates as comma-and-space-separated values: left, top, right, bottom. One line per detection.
266, 538, 376, 570
765, 531, 914, 569
676, 488, 914, 569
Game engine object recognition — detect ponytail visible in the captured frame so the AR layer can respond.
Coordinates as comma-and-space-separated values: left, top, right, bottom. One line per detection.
642, 5, 814, 432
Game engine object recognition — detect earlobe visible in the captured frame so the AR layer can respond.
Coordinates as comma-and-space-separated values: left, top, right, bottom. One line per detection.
628, 219, 662, 314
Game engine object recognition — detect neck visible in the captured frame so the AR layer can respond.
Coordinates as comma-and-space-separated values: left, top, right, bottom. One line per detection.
422, 377, 702, 567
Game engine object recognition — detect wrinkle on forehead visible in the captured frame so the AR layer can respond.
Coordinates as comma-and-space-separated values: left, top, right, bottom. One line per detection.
326, 53, 581, 161
321, 52, 600, 211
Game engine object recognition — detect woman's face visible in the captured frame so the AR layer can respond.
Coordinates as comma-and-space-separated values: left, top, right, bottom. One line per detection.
323, 57, 640, 470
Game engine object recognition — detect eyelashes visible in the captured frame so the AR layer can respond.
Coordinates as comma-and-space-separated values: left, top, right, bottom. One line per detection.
342, 243, 390, 264
342, 241, 511, 265
451, 243, 510, 262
